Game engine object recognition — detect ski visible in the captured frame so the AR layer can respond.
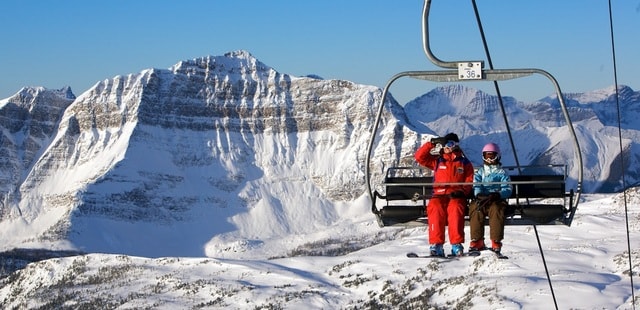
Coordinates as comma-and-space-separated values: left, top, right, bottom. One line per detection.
406, 252, 453, 259
467, 250, 481, 257
467, 249, 508, 259
447, 253, 471, 258
469, 248, 509, 259
491, 250, 509, 259
407, 250, 507, 259
406, 252, 471, 259
407, 252, 442, 258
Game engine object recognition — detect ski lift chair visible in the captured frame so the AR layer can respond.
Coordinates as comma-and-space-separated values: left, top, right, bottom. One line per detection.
365, 0, 583, 228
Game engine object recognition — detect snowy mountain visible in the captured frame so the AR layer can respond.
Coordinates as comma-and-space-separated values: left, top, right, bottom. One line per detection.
0, 50, 638, 309
0, 50, 391, 258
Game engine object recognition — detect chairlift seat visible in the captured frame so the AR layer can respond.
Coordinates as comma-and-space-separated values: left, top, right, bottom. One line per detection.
373, 168, 574, 226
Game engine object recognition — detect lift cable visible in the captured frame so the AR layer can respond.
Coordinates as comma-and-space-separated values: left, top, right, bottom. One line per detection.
607, 0, 636, 308
470, 1, 557, 308
470, 0, 521, 171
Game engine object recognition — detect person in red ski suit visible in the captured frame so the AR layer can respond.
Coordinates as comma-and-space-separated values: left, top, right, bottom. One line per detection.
414, 132, 474, 257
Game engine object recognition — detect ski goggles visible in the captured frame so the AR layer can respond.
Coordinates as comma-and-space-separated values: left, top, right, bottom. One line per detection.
444, 140, 458, 149
483, 152, 498, 159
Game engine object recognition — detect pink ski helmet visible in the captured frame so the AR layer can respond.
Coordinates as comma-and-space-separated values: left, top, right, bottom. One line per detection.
482, 143, 500, 154
482, 143, 501, 164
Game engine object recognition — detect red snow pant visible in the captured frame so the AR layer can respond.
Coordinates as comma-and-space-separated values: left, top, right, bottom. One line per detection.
426, 196, 466, 245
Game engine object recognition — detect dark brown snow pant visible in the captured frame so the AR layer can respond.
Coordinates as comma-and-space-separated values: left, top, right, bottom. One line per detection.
469, 199, 507, 243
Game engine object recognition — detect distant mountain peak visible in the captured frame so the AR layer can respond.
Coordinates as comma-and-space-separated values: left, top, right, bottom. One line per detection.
549, 84, 634, 104
169, 50, 274, 79
224, 49, 254, 59
16, 86, 75, 101
0, 86, 75, 111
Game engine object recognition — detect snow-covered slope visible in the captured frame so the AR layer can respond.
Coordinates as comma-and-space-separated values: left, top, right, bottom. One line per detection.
0, 191, 637, 309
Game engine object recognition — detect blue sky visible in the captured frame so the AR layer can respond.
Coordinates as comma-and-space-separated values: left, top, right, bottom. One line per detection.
1, 0, 638, 103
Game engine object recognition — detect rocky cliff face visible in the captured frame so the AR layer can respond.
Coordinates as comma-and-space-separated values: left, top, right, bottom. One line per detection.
0, 87, 75, 216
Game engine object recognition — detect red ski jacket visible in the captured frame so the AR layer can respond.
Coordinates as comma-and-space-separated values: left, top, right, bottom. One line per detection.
414, 141, 474, 197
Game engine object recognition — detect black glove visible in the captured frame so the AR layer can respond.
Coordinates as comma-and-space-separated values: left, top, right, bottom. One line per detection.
450, 191, 466, 199
475, 193, 488, 200
430, 137, 447, 145
488, 192, 501, 200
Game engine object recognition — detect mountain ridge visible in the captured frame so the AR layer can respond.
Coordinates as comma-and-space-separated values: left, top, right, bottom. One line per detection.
0, 50, 638, 258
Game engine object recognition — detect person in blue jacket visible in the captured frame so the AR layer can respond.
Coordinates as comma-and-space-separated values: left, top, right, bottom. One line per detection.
469, 142, 512, 253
